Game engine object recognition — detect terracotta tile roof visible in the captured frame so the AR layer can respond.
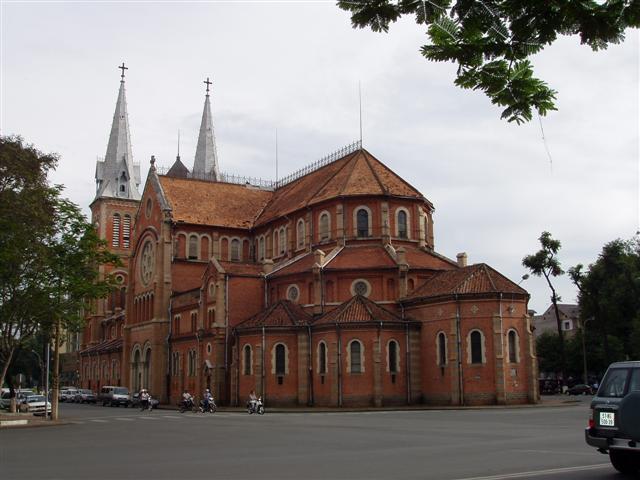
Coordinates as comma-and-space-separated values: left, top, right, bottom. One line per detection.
235, 300, 312, 329
255, 149, 427, 227
405, 263, 528, 300
402, 246, 459, 270
269, 252, 316, 278
159, 176, 272, 229
218, 261, 264, 276
80, 338, 123, 355
325, 245, 397, 270
314, 295, 405, 325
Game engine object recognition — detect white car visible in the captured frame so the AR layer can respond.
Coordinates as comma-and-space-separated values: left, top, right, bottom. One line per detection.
19, 395, 52, 414
0, 389, 35, 409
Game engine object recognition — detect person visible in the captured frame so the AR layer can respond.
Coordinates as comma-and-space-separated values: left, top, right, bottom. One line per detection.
202, 388, 213, 410
182, 390, 193, 408
139, 388, 150, 411
248, 390, 257, 411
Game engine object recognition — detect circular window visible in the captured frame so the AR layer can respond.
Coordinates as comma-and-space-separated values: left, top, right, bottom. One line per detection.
351, 279, 371, 297
140, 241, 155, 286
287, 285, 300, 302
145, 198, 153, 218
206, 343, 212, 355
208, 281, 216, 298
115, 274, 125, 284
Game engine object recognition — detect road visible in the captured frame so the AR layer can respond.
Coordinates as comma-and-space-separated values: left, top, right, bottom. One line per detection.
0, 397, 626, 480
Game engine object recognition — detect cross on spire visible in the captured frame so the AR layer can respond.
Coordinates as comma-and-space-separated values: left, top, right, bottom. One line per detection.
119, 62, 128, 80
204, 77, 212, 95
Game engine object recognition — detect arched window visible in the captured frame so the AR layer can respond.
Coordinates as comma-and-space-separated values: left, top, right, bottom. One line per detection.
356, 209, 369, 237
207, 308, 215, 328
437, 332, 447, 366
279, 228, 286, 254
273, 230, 279, 257
397, 210, 408, 239
230, 239, 240, 262
112, 214, 121, 247
319, 212, 330, 241
297, 219, 305, 248
470, 330, 483, 364
275, 344, 286, 376
259, 236, 265, 260
190, 312, 197, 332
188, 235, 198, 260
388, 340, 399, 373
350, 340, 362, 373
243, 345, 252, 376
508, 330, 519, 363
318, 342, 327, 374
122, 215, 131, 248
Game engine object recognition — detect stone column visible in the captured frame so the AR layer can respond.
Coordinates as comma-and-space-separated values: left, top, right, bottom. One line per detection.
409, 328, 422, 403
336, 203, 344, 244
381, 201, 390, 245
450, 317, 462, 406
212, 232, 219, 260
297, 331, 309, 405
330, 339, 339, 406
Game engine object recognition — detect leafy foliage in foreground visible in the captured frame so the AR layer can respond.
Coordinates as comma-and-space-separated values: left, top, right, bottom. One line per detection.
338, 0, 639, 123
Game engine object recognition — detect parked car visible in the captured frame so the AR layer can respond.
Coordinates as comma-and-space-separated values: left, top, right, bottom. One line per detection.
585, 360, 640, 475
131, 392, 160, 410
19, 395, 52, 415
98, 386, 131, 407
59, 388, 79, 402
567, 384, 594, 395
0, 389, 35, 410
73, 389, 97, 404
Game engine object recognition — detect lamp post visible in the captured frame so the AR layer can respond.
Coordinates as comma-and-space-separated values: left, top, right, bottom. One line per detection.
517, 274, 530, 286
30, 349, 44, 393
581, 318, 594, 385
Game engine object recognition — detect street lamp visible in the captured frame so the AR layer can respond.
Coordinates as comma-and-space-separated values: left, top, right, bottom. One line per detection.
581, 318, 594, 385
30, 349, 44, 392
517, 274, 530, 285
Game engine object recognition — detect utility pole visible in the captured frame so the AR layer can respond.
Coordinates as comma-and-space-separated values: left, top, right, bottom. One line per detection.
51, 318, 61, 420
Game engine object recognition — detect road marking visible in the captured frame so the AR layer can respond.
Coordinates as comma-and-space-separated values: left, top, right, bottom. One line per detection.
511, 449, 595, 457
452, 463, 610, 480
90, 419, 108, 423
161, 415, 182, 419
138, 416, 159, 420
114, 417, 134, 421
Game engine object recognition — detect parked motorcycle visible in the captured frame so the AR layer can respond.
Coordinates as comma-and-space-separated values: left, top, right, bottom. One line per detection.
247, 397, 265, 415
179, 397, 196, 413
199, 398, 217, 414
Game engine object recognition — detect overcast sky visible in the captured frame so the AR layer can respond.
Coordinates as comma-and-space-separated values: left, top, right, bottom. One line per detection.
2, 1, 638, 314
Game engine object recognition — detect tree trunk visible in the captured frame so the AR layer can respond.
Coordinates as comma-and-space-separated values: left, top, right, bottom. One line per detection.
51, 319, 61, 420
0, 347, 15, 396
549, 285, 568, 387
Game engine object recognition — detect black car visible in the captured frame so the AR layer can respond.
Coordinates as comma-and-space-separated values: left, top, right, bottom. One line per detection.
567, 384, 594, 395
585, 361, 640, 475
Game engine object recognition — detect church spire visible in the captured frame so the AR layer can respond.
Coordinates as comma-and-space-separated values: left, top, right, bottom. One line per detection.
192, 77, 220, 181
94, 62, 141, 200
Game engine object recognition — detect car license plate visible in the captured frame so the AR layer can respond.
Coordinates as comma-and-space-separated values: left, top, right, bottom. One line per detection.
599, 411, 615, 426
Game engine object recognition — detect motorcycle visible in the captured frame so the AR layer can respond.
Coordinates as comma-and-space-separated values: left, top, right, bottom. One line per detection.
199, 398, 217, 414
247, 397, 265, 415
140, 397, 153, 412
179, 397, 196, 413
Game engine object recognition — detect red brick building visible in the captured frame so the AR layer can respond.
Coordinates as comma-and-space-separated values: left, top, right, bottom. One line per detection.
80, 72, 538, 407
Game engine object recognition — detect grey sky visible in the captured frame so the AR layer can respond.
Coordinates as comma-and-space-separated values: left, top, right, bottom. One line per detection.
2, 1, 638, 314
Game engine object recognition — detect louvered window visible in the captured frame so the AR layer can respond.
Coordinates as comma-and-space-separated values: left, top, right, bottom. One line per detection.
122, 215, 131, 248
112, 214, 120, 247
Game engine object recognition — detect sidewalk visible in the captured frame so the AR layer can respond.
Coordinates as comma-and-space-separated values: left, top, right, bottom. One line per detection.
0, 412, 69, 429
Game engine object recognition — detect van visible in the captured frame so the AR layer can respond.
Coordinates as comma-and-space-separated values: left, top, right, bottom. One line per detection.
585, 360, 640, 475
98, 386, 131, 407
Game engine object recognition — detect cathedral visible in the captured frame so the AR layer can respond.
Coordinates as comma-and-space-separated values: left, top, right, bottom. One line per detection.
79, 68, 539, 407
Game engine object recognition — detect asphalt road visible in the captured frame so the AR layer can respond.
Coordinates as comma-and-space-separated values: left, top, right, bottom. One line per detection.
0, 397, 629, 480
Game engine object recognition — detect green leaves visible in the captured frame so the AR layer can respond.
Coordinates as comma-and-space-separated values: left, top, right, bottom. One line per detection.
337, 0, 639, 122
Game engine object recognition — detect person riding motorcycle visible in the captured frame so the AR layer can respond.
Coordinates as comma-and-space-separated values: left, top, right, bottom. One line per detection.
247, 390, 258, 411
202, 389, 214, 410
182, 391, 193, 408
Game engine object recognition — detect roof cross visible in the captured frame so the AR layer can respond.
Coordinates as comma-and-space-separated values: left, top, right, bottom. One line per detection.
204, 77, 212, 95
119, 62, 128, 80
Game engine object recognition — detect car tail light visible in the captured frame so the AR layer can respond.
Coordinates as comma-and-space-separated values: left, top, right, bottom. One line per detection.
588, 409, 595, 429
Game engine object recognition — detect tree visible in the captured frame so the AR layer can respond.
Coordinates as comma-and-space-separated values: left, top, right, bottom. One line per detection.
0, 136, 120, 403
523, 231, 567, 384
337, 0, 640, 124
569, 237, 640, 365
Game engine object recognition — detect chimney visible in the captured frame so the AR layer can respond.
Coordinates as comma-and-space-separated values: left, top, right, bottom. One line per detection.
456, 252, 468, 267
314, 249, 326, 267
